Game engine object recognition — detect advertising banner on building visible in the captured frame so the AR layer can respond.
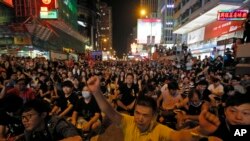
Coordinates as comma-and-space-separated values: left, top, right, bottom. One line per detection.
0, 0, 13, 7
14, 36, 32, 45
137, 18, 162, 44
50, 51, 68, 60
204, 21, 244, 40
187, 27, 205, 44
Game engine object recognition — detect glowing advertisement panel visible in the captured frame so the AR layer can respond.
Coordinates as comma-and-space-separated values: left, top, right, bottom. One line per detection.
137, 18, 162, 44
40, 10, 58, 19
0, 0, 13, 7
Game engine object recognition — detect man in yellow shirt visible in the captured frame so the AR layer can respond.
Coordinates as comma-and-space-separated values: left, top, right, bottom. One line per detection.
87, 76, 221, 141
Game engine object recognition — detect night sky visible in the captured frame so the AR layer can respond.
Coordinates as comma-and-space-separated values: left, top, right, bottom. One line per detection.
102, 0, 139, 57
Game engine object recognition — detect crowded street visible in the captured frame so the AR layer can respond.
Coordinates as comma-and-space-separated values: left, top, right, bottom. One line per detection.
0, 0, 250, 141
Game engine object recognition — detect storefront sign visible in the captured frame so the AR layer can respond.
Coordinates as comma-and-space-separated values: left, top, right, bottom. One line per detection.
0, 37, 13, 45
40, 11, 58, 19
204, 21, 244, 40
217, 10, 248, 21
14, 36, 32, 45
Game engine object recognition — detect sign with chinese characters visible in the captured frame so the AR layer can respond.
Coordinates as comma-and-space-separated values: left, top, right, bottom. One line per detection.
217, 10, 249, 21
40, 10, 58, 19
204, 21, 244, 40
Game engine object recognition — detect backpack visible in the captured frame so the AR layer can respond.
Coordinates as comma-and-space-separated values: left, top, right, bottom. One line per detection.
47, 116, 85, 140
24, 116, 84, 141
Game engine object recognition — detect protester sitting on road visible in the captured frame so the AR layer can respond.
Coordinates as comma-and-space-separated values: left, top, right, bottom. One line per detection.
210, 94, 250, 141
72, 86, 101, 133
0, 94, 24, 141
87, 76, 222, 141
21, 99, 82, 141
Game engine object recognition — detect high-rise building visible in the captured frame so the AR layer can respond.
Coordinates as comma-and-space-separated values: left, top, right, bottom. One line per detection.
159, 0, 176, 46
173, 0, 248, 59
140, 0, 158, 18
77, 0, 100, 50
99, 2, 112, 52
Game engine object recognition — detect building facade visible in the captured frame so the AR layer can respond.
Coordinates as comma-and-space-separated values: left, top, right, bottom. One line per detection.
77, 0, 100, 51
140, 0, 158, 18
159, 0, 176, 46
99, 2, 112, 52
173, 0, 249, 59
0, 0, 95, 59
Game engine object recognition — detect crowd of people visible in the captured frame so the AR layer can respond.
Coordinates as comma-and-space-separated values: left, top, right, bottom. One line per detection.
0, 53, 249, 141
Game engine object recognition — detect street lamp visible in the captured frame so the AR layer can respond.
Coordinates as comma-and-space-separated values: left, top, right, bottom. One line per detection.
101, 38, 108, 51
140, 9, 146, 17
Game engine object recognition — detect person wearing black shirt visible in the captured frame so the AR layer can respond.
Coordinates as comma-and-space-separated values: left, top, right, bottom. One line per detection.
117, 73, 139, 115
0, 94, 24, 141
211, 94, 250, 141
50, 81, 78, 118
195, 80, 211, 102
72, 86, 101, 132
243, 14, 250, 43
21, 99, 82, 141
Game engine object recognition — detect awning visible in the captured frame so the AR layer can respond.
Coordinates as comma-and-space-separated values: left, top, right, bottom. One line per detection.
173, 4, 241, 34
24, 18, 87, 53
46, 20, 88, 43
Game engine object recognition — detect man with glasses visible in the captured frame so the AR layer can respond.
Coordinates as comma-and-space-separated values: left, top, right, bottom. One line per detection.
21, 99, 82, 141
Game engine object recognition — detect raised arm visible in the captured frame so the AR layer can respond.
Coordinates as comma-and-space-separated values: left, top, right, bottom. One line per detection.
171, 110, 221, 141
87, 76, 122, 125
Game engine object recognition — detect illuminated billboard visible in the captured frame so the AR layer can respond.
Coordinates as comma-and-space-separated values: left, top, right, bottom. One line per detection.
0, 0, 13, 7
137, 18, 162, 44
217, 9, 249, 21
40, 10, 58, 19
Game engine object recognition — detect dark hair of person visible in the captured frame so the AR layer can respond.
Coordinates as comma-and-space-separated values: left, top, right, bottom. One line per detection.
62, 80, 74, 88
225, 94, 250, 108
17, 78, 28, 85
136, 96, 157, 115
22, 99, 51, 114
0, 94, 23, 112
168, 81, 179, 90
188, 90, 202, 100
197, 80, 208, 86
126, 73, 134, 78
211, 77, 220, 83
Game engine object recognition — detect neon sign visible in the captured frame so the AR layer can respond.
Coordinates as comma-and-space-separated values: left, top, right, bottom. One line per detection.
217, 10, 249, 21
40, 10, 58, 19
42, 0, 52, 5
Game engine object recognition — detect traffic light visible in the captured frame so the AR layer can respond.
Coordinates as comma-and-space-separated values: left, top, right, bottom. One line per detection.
40, 0, 55, 11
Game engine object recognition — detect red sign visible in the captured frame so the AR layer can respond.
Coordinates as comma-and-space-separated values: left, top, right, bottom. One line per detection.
204, 21, 244, 40
1, 0, 13, 7
217, 10, 248, 21
42, 0, 52, 4
40, 0, 55, 11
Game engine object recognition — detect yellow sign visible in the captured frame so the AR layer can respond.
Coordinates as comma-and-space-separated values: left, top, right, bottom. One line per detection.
14, 36, 32, 45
